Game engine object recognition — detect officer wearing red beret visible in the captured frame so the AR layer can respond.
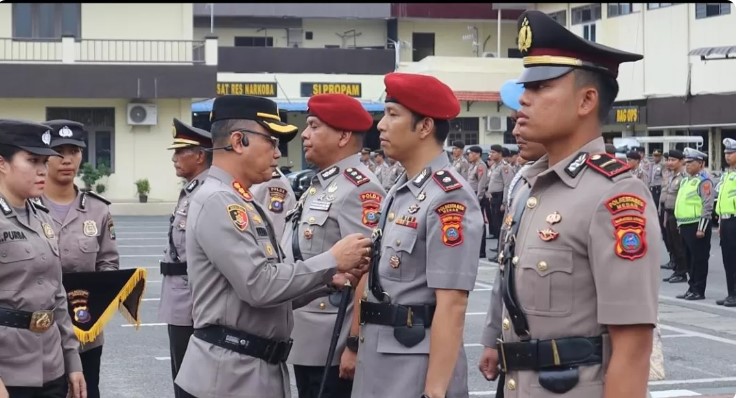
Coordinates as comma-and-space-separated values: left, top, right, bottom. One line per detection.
282, 93, 385, 398
350, 73, 483, 398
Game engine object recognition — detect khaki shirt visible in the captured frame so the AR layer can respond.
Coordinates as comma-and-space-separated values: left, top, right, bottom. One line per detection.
282, 154, 385, 366
662, 170, 686, 210
488, 160, 514, 195
175, 166, 338, 398
352, 151, 483, 398
158, 170, 208, 326
498, 138, 660, 398
452, 155, 470, 177
40, 190, 120, 352
632, 167, 650, 187
466, 159, 488, 199
373, 162, 394, 192
251, 169, 297, 238
649, 161, 664, 187
0, 197, 82, 386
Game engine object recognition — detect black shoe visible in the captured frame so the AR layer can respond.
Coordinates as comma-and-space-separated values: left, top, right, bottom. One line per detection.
676, 291, 692, 299
716, 296, 729, 305
667, 275, 687, 283
660, 262, 674, 270
663, 273, 676, 282
685, 293, 705, 301
724, 297, 736, 307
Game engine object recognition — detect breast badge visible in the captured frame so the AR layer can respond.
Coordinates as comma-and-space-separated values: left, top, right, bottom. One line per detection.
435, 202, 466, 247
537, 228, 559, 242
83, 220, 98, 237
227, 204, 249, 231
545, 211, 562, 225
42, 223, 55, 239
612, 215, 647, 260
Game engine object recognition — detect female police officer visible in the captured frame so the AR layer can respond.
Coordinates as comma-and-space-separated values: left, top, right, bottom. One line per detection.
38, 120, 119, 398
0, 120, 86, 398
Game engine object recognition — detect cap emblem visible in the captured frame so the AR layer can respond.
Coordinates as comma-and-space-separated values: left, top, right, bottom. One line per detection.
42, 130, 51, 145
59, 126, 73, 137
518, 17, 532, 53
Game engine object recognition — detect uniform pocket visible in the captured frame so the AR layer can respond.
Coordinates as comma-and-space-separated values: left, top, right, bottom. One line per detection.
78, 237, 100, 253
0, 241, 35, 263
302, 211, 330, 253
380, 230, 418, 282
518, 247, 574, 316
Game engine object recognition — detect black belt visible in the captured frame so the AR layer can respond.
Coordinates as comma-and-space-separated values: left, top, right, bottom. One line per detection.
497, 336, 603, 372
193, 325, 292, 364
359, 301, 435, 328
160, 261, 187, 276
0, 306, 55, 333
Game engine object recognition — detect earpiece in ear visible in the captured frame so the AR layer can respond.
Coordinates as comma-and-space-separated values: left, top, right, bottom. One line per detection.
241, 134, 249, 147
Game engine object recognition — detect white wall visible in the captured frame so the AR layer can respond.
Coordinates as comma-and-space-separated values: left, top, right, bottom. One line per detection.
82, 4, 193, 40
0, 98, 192, 202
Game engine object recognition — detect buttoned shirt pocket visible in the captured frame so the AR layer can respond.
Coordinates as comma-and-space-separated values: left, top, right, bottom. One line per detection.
0, 241, 36, 264
375, 327, 429, 354
169, 275, 190, 291
380, 229, 418, 282
78, 237, 100, 254
518, 247, 574, 316
302, 211, 330, 254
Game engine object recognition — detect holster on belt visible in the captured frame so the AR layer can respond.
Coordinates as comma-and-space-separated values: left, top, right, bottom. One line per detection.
360, 300, 435, 348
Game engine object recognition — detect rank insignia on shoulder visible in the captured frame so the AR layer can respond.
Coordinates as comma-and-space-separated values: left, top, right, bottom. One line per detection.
232, 181, 253, 202
586, 153, 631, 178
344, 168, 369, 186
435, 202, 466, 247
612, 215, 647, 260
605, 194, 646, 215
565, 152, 589, 178
432, 170, 462, 192
321, 166, 340, 180
271, 169, 281, 179
413, 167, 432, 187
359, 191, 382, 227
227, 204, 249, 231
185, 179, 199, 193
85, 191, 112, 206
268, 187, 287, 213
0, 197, 11, 215
30, 198, 49, 213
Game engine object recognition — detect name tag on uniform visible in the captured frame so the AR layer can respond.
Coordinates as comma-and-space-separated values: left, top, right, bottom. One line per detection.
309, 200, 332, 211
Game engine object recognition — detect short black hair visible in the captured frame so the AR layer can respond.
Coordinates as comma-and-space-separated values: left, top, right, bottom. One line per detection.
0, 144, 21, 161
573, 69, 618, 123
410, 112, 449, 145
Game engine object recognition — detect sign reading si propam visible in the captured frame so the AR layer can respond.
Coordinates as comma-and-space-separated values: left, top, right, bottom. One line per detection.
301, 82, 362, 98
216, 82, 277, 97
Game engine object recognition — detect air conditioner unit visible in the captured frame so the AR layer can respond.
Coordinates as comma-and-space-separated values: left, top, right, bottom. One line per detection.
486, 115, 507, 132
127, 103, 158, 126
482, 52, 497, 58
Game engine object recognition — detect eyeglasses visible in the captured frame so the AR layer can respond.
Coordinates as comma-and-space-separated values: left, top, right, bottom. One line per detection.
231, 129, 280, 149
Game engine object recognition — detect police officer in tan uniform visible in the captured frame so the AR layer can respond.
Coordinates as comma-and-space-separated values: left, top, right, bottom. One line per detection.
157, 118, 211, 398
350, 72, 483, 398
360, 148, 376, 172
627, 151, 650, 186
450, 140, 470, 177
174, 95, 372, 398
282, 93, 384, 398
660, 150, 689, 284
467, 146, 489, 257
486, 145, 513, 238
40, 119, 120, 398
494, 11, 659, 397
0, 120, 86, 398
252, 167, 297, 237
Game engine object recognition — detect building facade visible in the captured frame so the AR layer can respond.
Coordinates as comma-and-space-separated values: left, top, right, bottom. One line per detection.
0, 3, 216, 202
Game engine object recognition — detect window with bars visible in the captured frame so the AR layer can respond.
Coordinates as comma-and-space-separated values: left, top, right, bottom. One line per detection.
46, 108, 115, 171
583, 23, 596, 42
608, 3, 636, 17
647, 3, 673, 10
571, 4, 601, 24
695, 3, 731, 19
446, 117, 479, 146
13, 3, 81, 40
548, 10, 567, 26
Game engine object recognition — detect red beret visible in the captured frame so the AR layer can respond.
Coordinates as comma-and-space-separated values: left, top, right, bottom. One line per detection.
307, 94, 374, 132
384, 72, 460, 120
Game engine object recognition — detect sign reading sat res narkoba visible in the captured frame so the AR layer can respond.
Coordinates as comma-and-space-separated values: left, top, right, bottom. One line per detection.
301, 82, 362, 98
216, 82, 277, 97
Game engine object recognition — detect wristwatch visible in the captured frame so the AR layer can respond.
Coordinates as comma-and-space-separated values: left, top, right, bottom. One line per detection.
346, 335, 360, 353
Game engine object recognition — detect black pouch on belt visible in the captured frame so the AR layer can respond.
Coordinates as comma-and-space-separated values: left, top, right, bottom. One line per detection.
393, 320, 425, 348
538, 367, 579, 394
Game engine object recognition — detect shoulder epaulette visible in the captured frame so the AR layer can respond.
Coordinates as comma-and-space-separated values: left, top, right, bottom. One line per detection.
272, 170, 281, 179
432, 170, 463, 192
87, 191, 111, 205
343, 167, 369, 186
30, 198, 49, 213
585, 153, 631, 179
185, 179, 200, 193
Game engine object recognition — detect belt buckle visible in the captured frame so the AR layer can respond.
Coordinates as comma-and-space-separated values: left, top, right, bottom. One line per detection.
29, 310, 54, 333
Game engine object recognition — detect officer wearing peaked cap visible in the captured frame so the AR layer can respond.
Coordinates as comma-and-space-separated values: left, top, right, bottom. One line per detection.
158, 118, 212, 398
0, 120, 88, 398
494, 11, 660, 398
715, 138, 735, 306
674, 147, 713, 301
282, 93, 385, 398
175, 95, 372, 398
350, 73, 483, 398
40, 119, 120, 398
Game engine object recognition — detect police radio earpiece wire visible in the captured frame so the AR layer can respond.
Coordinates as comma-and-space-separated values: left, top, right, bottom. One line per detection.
204, 130, 250, 152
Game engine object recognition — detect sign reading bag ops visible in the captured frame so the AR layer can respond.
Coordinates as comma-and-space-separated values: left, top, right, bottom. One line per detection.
301, 82, 362, 98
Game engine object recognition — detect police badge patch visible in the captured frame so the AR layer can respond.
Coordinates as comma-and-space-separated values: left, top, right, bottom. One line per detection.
227, 204, 249, 231
268, 187, 287, 213
435, 202, 466, 247
108, 219, 116, 240
612, 215, 647, 260
359, 191, 382, 227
